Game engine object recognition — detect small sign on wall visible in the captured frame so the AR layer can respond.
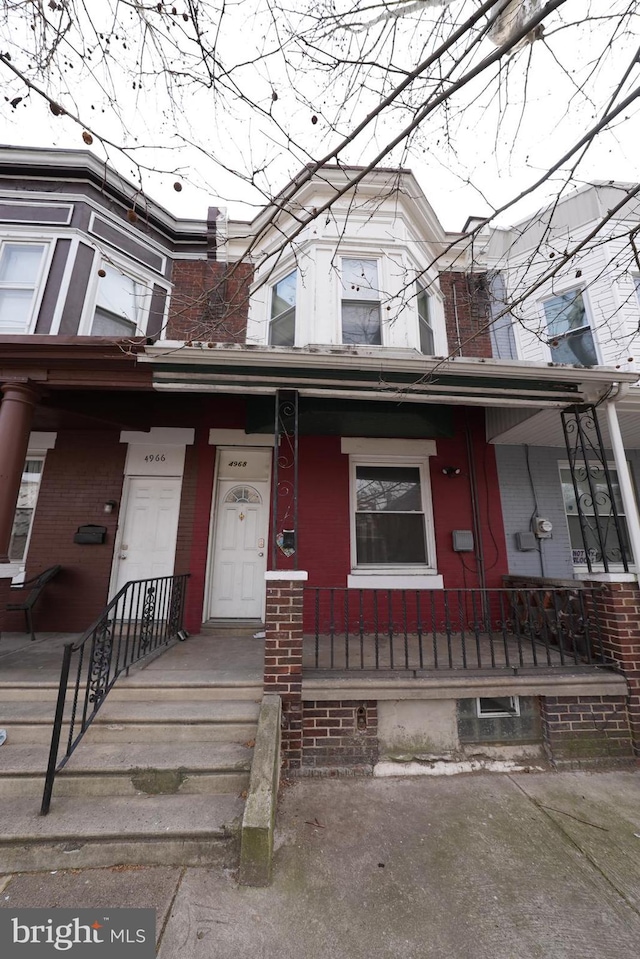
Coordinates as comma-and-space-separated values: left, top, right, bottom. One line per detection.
125, 445, 186, 476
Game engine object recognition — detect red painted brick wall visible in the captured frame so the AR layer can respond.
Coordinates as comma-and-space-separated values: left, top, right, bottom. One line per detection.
269, 409, 508, 593
439, 271, 492, 358
183, 429, 216, 633
6, 431, 126, 632
167, 260, 254, 342
302, 700, 378, 769
540, 695, 633, 766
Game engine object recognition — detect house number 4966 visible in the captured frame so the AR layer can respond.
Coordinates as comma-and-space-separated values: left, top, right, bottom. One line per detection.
229, 460, 247, 467
144, 453, 166, 462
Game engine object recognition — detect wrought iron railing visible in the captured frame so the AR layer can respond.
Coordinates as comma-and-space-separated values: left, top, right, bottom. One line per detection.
305, 586, 610, 672
40, 573, 189, 815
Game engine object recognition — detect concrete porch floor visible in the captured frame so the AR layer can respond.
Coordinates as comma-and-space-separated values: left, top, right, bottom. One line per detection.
0, 631, 264, 687
0, 629, 619, 689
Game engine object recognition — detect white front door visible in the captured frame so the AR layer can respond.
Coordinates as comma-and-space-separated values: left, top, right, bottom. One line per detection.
112, 476, 182, 595
209, 480, 270, 619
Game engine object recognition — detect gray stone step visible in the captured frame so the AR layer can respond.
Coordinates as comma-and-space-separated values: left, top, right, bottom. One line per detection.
0, 700, 260, 744
0, 742, 253, 798
0, 680, 263, 702
0, 794, 243, 872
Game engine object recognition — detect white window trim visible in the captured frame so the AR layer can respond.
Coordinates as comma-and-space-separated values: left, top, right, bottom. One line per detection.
558, 459, 636, 572
7, 432, 57, 582
539, 286, 602, 366
346, 444, 439, 583
0, 238, 54, 335
78, 248, 155, 337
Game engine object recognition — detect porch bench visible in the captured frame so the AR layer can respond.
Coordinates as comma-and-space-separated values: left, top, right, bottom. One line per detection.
5, 565, 62, 642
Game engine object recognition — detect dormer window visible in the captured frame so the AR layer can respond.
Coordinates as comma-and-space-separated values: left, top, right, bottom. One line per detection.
341, 258, 381, 345
417, 284, 434, 354
0, 242, 47, 334
91, 263, 143, 336
269, 269, 296, 346
543, 289, 598, 366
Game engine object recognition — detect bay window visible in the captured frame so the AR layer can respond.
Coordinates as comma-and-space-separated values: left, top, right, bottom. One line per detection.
417, 283, 434, 354
91, 263, 143, 336
341, 258, 381, 345
269, 269, 296, 346
0, 241, 47, 334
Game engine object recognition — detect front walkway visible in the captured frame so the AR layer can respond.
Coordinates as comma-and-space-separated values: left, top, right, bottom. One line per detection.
2, 770, 639, 958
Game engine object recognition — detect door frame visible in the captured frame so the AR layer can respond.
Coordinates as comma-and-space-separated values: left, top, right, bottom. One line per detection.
108, 472, 182, 600
204, 445, 272, 623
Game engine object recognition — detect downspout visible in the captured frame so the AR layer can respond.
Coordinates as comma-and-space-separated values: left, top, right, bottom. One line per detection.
604, 385, 640, 578
452, 281, 463, 357
465, 411, 487, 595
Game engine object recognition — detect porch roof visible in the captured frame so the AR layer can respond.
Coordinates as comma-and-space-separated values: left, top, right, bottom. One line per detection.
487, 386, 640, 448
142, 343, 637, 409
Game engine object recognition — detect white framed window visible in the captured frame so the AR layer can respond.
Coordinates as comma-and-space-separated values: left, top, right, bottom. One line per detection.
269, 269, 296, 346
9, 456, 45, 565
476, 696, 520, 718
542, 289, 598, 366
91, 262, 146, 336
560, 462, 634, 568
417, 283, 434, 354
341, 258, 382, 345
0, 241, 49, 334
349, 455, 437, 572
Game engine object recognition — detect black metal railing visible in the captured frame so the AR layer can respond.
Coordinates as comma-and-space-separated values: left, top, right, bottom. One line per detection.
304, 586, 610, 672
40, 573, 189, 815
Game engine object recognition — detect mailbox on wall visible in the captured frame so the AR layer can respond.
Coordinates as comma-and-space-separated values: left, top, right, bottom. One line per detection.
73, 524, 107, 545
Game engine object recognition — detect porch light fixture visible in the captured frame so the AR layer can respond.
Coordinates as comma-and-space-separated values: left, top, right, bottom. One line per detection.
441, 466, 461, 477
103, 500, 118, 514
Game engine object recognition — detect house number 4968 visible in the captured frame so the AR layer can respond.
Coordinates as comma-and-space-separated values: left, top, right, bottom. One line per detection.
144, 453, 166, 462
229, 460, 247, 468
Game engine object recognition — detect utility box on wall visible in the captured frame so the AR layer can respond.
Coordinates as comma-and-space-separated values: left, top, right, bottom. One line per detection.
452, 530, 474, 552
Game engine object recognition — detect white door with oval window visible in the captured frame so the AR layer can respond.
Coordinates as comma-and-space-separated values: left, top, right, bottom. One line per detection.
209, 480, 270, 619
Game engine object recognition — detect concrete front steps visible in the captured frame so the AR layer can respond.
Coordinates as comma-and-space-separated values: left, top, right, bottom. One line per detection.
0, 680, 261, 872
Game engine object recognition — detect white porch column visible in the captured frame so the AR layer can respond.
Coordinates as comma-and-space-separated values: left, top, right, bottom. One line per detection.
605, 400, 640, 576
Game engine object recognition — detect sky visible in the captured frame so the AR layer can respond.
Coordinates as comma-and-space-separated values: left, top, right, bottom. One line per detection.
0, 1, 638, 232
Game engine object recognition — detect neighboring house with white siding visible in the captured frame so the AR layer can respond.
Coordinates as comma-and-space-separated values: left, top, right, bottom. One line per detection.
484, 183, 640, 583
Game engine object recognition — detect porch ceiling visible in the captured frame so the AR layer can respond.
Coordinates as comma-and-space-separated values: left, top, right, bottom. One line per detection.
142, 344, 637, 410
487, 403, 640, 450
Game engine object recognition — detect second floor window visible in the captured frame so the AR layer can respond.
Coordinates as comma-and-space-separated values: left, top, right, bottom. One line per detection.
543, 289, 597, 367
269, 269, 296, 346
341, 258, 381, 345
92, 264, 143, 336
417, 284, 434, 354
0, 242, 47, 334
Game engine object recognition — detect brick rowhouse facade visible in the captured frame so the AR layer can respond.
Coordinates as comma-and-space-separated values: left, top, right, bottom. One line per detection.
540, 695, 633, 766
439, 271, 492, 358
263, 574, 305, 769
302, 701, 378, 770
167, 260, 253, 342
588, 581, 640, 757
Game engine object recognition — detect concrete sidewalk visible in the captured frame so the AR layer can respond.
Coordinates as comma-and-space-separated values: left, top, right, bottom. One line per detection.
2, 770, 640, 958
